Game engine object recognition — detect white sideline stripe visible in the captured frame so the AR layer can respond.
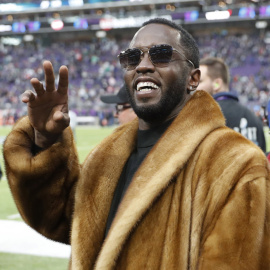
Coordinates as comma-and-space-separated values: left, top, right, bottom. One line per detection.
0, 220, 71, 258
7, 213, 20, 219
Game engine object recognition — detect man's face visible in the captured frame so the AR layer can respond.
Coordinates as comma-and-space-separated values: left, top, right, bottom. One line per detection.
198, 65, 214, 95
123, 23, 191, 123
115, 103, 137, 125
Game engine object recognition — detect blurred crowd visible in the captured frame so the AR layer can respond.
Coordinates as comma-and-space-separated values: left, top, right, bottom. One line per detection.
0, 0, 42, 3
198, 32, 270, 109
0, 31, 269, 125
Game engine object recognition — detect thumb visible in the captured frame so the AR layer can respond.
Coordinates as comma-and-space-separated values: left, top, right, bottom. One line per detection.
52, 111, 70, 130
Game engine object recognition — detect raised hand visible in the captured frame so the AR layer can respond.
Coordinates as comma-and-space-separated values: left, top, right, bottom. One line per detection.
21, 60, 70, 148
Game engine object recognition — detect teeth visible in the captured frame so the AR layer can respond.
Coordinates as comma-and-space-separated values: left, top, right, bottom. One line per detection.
139, 88, 152, 92
136, 82, 159, 91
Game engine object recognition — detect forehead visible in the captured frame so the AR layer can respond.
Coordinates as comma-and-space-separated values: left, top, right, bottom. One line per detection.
129, 23, 181, 49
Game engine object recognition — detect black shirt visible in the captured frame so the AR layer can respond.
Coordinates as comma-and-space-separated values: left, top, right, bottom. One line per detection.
105, 119, 173, 236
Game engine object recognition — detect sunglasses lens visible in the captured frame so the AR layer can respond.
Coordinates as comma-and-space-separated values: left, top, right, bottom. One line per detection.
149, 45, 173, 66
119, 45, 174, 69
119, 48, 141, 69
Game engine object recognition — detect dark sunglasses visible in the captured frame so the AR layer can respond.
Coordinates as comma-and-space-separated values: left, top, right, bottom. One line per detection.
118, 44, 195, 70
115, 104, 132, 114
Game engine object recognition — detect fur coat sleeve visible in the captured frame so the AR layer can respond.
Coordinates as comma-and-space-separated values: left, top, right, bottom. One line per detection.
3, 116, 80, 244
190, 128, 270, 270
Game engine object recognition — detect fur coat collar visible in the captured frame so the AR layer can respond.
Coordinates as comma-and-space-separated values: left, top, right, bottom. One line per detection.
70, 91, 269, 269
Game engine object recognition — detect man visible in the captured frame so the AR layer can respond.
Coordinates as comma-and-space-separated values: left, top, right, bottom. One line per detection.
199, 57, 266, 152
3, 18, 270, 269
100, 85, 137, 125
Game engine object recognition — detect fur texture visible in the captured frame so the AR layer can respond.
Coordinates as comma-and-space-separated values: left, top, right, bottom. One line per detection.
4, 91, 270, 269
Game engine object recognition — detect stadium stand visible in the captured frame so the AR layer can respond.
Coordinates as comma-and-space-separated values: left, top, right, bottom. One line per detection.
0, 0, 270, 125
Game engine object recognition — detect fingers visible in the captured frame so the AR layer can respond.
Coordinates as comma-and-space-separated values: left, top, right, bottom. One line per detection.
29, 60, 53, 96
43, 60, 55, 92
21, 90, 36, 103
57, 65, 69, 95
28, 61, 68, 97
30, 78, 45, 96
43, 61, 68, 95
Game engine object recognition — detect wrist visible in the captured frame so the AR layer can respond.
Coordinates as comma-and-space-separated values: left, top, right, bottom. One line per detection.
34, 130, 61, 149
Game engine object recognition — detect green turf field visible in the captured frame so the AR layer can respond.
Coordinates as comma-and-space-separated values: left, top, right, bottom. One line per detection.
0, 124, 269, 270
0, 252, 70, 270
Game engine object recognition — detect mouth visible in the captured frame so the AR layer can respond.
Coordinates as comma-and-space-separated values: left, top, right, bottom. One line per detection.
134, 81, 161, 104
136, 81, 159, 92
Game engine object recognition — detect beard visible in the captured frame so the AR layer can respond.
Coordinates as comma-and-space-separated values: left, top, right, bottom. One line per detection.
125, 75, 188, 123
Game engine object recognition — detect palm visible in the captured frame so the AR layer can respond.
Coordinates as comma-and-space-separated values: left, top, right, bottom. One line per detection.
22, 61, 70, 135
28, 89, 68, 134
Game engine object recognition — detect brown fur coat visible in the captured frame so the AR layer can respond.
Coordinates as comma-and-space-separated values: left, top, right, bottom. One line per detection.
4, 91, 270, 269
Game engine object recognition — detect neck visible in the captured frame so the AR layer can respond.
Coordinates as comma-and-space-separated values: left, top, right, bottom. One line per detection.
214, 86, 229, 94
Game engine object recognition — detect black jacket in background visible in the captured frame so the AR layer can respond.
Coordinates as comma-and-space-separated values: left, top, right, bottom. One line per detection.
214, 92, 266, 152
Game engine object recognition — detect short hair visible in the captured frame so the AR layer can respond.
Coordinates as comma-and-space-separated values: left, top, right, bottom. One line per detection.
200, 57, 230, 86
142, 18, 200, 69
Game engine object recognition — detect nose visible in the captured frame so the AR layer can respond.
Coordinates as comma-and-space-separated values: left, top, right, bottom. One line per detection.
135, 52, 155, 73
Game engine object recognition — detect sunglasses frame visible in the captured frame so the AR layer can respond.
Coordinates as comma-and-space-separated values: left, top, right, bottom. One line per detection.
115, 104, 132, 114
118, 44, 195, 70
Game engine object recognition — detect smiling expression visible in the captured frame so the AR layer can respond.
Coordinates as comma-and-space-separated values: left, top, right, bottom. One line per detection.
123, 23, 194, 128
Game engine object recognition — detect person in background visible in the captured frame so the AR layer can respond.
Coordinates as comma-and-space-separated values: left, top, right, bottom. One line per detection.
253, 105, 265, 124
3, 18, 270, 269
263, 99, 270, 162
199, 57, 266, 152
100, 85, 137, 125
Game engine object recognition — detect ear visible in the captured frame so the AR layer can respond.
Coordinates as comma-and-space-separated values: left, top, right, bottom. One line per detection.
187, 68, 200, 92
212, 78, 222, 93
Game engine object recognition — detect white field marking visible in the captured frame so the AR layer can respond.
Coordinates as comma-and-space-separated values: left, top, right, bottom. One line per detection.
7, 213, 20, 219
0, 219, 71, 258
